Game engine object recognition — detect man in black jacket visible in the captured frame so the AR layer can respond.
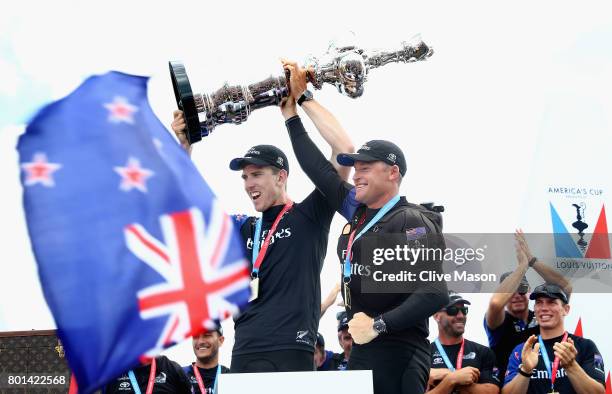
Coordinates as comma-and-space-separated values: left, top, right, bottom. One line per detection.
281, 61, 449, 394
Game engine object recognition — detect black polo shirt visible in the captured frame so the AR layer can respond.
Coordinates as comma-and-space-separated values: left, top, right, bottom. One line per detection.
183, 364, 230, 394
504, 333, 606, 393
484, 310, 539, 379
231, 191, 334, 355
103, 356, 192, 393
430, 338, 501, 388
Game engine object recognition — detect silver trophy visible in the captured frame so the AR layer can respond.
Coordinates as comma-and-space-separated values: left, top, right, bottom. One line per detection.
170, 35, 433, 143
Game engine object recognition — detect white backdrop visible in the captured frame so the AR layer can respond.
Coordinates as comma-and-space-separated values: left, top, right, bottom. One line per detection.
1, 0, 610, 380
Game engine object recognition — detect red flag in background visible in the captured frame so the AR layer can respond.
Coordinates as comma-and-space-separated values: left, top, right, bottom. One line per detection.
574, 317, 583, 337
68, 374, 78, 394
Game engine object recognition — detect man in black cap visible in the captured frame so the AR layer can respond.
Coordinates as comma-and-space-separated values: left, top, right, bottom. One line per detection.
281, 61, 448, 394
485, 231, 573, 379
183, 327, 229, 394
428, 291, 501, 393
315, 313, 353, 371
502, 284, 605, 394
172, 99, 354, 373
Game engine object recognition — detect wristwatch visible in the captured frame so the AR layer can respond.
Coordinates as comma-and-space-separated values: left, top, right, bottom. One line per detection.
518, 364, 533, 377
373, 316, 387, 334
528, 256, 537, 267
297, 89, 313, 106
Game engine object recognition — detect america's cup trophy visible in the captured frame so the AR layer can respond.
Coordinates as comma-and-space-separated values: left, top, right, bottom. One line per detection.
170, 35, 433, 144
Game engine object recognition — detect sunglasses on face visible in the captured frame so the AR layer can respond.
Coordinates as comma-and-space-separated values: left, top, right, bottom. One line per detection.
443, 306, 469, 316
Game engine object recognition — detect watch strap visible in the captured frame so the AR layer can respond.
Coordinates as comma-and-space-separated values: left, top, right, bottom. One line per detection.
297, 90, 312, 106
518, 364, 532, 377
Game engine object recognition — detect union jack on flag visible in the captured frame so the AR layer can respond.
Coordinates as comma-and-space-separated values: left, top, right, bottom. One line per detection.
18, 71, 250, 393
126, 204, 250, 356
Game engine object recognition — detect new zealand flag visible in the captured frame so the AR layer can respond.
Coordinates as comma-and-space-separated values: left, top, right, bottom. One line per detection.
17, 72, 251, 393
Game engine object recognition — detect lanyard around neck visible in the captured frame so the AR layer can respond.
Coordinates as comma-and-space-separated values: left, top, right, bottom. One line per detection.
434, 338, 465, 371
128, 358, 156, 394
192, 363, 222, 394
538, 332, 568, 390
252, 201, 293, 277
343, 195, 400, 280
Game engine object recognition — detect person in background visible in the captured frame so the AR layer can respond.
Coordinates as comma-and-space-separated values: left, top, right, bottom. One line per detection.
184, 328, 229, 394
502, 284, 605, 394
428, 291, 500, 394
485, 230, 573, 379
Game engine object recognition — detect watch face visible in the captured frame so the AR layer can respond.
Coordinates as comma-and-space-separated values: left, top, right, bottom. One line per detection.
298, 90, 313, 105
374, 319, 386, 333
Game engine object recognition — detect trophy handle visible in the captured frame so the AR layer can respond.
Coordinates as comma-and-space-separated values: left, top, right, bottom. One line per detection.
169, 61, 204, 144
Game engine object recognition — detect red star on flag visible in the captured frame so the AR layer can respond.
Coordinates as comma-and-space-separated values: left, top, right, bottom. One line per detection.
21, 153, 62, 187
114, 157, 154, 192
104, 96, 139, 124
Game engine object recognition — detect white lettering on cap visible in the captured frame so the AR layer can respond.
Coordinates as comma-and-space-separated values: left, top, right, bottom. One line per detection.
360, 144, 371, 151
387, 153, 396, 163
277, 157, 284, 166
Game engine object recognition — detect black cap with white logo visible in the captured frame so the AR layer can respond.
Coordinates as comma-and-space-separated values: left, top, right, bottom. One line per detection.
529, 283, 569, 304
337, 140, 407, 176
229, 144, 289, 173
445, 290, 471, 308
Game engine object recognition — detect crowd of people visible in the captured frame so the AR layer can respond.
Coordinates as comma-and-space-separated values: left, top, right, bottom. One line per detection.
102, 60, 606, 394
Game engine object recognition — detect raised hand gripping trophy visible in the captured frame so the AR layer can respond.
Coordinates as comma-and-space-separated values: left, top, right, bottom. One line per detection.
170, 35, 433, 144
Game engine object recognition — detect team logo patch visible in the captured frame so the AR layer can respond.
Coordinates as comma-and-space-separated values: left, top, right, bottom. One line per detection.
463, 351, 476, 360
277, 157, 284, 166
154, 372, 167, 384
387, 153, 396, 163
406, 227, 426, 241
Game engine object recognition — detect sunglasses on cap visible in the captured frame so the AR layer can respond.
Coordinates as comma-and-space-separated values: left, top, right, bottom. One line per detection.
443, 306, 469, 316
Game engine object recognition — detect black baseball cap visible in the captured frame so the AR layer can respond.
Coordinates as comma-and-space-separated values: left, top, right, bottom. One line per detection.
337, 311, 349, 331
500, 271, 530, 294
229, 144, 289, 173
337, 140, 407, 176
445, 290, 471, 309
529, 283, 569, 304
316, 332, 325, 348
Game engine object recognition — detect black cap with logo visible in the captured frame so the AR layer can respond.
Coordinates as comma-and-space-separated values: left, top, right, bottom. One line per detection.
229, 144, 289, 173
337, 140, 407, 176
499, 272, 530, 294
529, 283, 569, 304
316, 332, 325, 348
445, 290, 471, 309
337, 311, 349, 332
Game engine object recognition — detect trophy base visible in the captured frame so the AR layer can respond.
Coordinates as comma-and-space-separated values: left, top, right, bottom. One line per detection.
169, 61, 205, 144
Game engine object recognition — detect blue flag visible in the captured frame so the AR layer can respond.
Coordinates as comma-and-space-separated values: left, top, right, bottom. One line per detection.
17, 71, 251, 393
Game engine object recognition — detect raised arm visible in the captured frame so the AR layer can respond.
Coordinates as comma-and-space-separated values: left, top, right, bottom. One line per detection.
281, 98, 355, 217
515, 229, 573, 298
170, 110, 193, 157
282, 60, 355, 181
486, 244, 529, 330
